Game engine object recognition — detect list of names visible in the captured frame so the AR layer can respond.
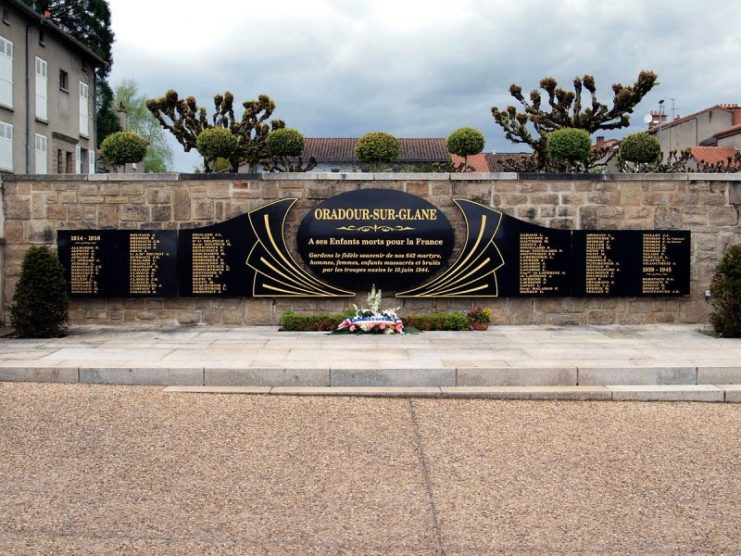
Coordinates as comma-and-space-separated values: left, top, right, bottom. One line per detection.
129, 233, 166, 295
69, 234, 103, 294
191, 232, 230, 294
584, 233, 620, 294
519, 232, 564, 294
642, 233, 687, 294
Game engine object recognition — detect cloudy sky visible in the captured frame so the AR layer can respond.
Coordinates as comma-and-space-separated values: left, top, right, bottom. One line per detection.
107, 0, 741, 171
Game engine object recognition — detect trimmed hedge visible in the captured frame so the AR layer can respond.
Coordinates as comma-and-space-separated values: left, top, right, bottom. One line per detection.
710, 244, 741, 337
280, 310, 471, 331
403, 312, 470, 331
280, 311, 349, 331
10, 246, 68, 337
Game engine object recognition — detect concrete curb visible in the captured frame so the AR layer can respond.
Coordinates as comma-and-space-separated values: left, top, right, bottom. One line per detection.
163, 384, 741, 402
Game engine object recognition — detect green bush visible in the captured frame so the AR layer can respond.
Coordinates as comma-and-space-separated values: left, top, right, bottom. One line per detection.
354, 132, 401, 164
446, 127, 485, 157
10, 246, 69, 338
619, 132, 661, 164
100, 131, 148, 167
710, 244, 741, 337
280, 311, 350, 331
267, 128, 305, 157
404, 312, 469, 331
546, 128, 592, 162
196, 127, 239, 162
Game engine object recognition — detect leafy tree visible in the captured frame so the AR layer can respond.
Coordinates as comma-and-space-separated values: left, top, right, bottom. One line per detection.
114, 80, 173, 172
447, 127, 485, 172
354, 132, 400, 169
618, 132, 661, 172
491, 70, 658, 169
10, 246, 68, 338
96, 80, 121, 147
146, 91, 285, 172
196, 128, 238, 170
546, 128, 592, 171
263, 128, 317, 172
100, 131, 147, 171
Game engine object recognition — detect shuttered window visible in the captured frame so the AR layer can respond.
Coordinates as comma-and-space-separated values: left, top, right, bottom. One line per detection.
79, 82, 89, 136
35, 134, 47, 174
35, 57, 47, 120
0, 121, 13, 171
0, 35, 12, 107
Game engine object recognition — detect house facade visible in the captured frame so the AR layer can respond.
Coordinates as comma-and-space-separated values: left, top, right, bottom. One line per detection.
648, 104, 741, 166
0, 0, 104, 175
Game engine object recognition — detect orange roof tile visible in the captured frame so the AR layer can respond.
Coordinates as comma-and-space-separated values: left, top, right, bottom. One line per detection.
450, 153, 490, 172
689, 146, 740, 167
304, 138, 449, 163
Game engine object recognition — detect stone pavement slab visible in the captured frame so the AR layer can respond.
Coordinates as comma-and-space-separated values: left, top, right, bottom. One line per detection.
608, 384, 725, 402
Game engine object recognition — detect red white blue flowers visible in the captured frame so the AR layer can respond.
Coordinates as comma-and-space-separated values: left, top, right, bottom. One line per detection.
336, 285, 404, 334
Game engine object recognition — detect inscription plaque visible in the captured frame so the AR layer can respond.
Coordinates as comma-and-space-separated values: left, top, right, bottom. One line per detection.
297, 189, 454, 291
58, 191, 691, 299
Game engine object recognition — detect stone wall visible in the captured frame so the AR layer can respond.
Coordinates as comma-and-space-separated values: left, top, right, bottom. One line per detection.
2, 172, 740, 326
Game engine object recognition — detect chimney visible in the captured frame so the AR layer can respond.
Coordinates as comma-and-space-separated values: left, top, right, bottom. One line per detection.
117, 102, 127, 131
596, 136, 605, 146
648, 111, 667, 130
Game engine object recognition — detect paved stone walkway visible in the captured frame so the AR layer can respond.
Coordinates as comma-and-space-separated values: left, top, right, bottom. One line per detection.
1, 383, 739, 554
1, 325, 740, 394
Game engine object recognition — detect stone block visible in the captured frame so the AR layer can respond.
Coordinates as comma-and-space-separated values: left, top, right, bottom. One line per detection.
206, 368, 330, 386
440, 386, 610, 400
697, 367, 741, 384
193, 200, 214, 220
146, 188, 172, 204
330, 368, 455, 387
164, 386, 271, 394
270, 386, 442, 397
608, 385, 723, 402
151, 205, 171, 221
174, 189, 191, 220
121, 204, 149, 221
456, 367, 577, 386
80, 367, 203, 386
708, 206, 738, 226
5, 199, 31, 219
0, 366, 78, 383
578, 366, 696, 385
720, 385, 741, 403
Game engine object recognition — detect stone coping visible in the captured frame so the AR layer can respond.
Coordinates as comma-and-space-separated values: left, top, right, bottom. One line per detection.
3, 172, 741, 182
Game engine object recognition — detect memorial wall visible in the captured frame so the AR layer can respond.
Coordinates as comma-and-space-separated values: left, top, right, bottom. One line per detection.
2, 173, 740, 325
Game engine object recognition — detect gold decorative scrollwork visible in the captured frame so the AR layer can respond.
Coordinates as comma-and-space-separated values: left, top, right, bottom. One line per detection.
336, 224, 415, 233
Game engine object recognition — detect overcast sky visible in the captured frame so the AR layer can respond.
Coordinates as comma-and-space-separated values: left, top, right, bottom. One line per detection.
107, 0, 741, 171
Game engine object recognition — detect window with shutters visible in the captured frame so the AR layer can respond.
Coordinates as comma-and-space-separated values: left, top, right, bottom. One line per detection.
35, 134, 47, 174
79, 81, 89, 137
0, 35, 12, 108
0, 121, 13, 171
35, 57, 47, 120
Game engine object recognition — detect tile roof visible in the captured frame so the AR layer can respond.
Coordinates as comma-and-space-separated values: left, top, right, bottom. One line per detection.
450, 153, 490, 172
485, 153, 530, 171
304, 138, 449, 163
689, 146, 740, 167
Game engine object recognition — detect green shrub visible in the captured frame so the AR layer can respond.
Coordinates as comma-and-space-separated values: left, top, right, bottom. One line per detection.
280, 311, 350, 331
546, 128, 592, 162
354, 132, 401, 165
10, 246, 68, 338
267, 128, 305, 157
446, 127, 485, 157
100, 131, 148, 167
710, 244, 741, 337
196, 127, 239, 162
404, 312, 469, 331
619, 132, 661, 164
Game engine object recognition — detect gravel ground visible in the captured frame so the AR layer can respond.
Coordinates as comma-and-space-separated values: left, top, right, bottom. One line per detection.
1, 383, 739, 555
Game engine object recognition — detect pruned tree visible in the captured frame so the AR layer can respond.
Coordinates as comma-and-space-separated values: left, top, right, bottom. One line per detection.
492, 70, 658, 169
146, 91, 285, 173
262, 128, 317, 172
